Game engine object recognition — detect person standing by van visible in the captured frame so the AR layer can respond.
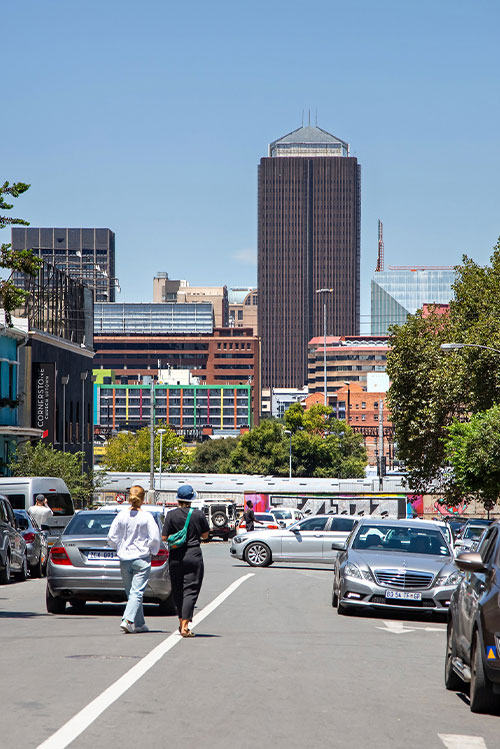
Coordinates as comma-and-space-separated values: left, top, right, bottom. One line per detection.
29, 494, 53, 527
162, 485, 209, 637
107, 485, 160, 634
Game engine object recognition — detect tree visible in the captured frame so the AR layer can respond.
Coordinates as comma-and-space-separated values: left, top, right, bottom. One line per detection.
0, 181, 42, 324
103, 424, 190, 472
387, 238, 500, 498
190, 437, 238, 473
444, 405, 500, 512
9, 442, 97, 508
226, 405, 367, 477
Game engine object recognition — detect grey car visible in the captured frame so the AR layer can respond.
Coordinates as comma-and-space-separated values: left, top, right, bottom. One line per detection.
230, 514, 359, 566
0, 495, 27, 583
332, 518, 461, 615
14, 509, 49, 578
46, 510, 174, 614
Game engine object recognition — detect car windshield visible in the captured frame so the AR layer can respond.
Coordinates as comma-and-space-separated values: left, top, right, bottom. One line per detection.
463, 526, 485, 540
63, 513, 117, 536
272, 510, 292, 520
255, 514, 275, 522
352, 524, 450, 556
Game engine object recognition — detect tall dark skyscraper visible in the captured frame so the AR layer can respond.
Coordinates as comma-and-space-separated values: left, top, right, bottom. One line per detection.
258, 124, 361, 389
11, 227, 117, 302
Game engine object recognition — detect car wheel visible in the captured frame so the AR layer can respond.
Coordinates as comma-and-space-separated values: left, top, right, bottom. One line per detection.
69, 599, 87, 613
29, 556, 43, 579
0, 552, 11, 584
46, 586, 66, 614
445, 621, 464, 691
245, 542, 272, 567
16, 553, 28, 582
157, 594, 177, 615
470, 631, 498, 713
332, 585, 339, 608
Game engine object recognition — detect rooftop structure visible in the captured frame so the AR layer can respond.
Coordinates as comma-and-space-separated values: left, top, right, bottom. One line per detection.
153, 273, 228, 327
94, 302, 213, 335
269, 124, 349, 157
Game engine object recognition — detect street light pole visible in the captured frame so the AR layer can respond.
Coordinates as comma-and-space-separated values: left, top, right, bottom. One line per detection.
343, 381, 351, 425
316, 288, 334, 406
61, 375, 69, 452
157, 428, 166, 490
80, 371, 88, 473
441, 342, 500, 356
284, 429, 292, 478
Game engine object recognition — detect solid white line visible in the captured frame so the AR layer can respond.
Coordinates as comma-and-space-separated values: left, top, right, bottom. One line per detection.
438, 734, 487, 748
36, 573, 254, 749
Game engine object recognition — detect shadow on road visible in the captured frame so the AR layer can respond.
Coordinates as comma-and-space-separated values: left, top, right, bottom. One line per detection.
339, 606, 448, 624
231, 563, 332, 573
0, 611, 48, 618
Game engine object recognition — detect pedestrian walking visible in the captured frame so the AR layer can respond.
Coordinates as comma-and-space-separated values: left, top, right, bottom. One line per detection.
29, 494, 53, 527
243, 499, 256, 532
162, 485, 209, 638
107, 485, 160, 634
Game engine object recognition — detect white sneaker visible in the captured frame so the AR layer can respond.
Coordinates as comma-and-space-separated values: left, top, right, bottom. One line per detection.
120, 620, 135, 634
135, 624, 149, 633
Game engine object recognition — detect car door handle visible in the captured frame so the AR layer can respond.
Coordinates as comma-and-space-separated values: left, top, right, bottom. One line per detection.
314, 534, 324, 538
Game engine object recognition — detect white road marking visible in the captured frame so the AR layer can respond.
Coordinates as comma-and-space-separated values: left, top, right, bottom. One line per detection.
438, 734, 487, 748
36, 573, 254, 749
376, 620, 445, 634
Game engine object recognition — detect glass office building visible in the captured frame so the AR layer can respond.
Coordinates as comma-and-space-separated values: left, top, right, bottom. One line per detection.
371, 267, 456, 335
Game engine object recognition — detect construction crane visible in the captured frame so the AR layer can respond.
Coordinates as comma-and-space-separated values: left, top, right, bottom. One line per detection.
376, 220, 384, 272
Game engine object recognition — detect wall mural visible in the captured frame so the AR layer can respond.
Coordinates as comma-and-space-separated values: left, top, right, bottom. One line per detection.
266, 493, 407, 518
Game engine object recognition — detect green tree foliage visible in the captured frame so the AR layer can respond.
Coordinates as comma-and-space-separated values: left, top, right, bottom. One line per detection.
0, 181, 43, 324
103, 424, 190, 472
444, 405, 500, 511
190, 437, 238, 473
227, 404, 367, 477
387, 238, 500, 498
9, 442, 97, 508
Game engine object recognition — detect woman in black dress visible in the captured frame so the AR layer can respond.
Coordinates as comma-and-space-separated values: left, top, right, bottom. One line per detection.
162, 485, 209, 637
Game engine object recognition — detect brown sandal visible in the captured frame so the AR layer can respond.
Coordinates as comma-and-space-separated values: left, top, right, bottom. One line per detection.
181, 630, 195, 638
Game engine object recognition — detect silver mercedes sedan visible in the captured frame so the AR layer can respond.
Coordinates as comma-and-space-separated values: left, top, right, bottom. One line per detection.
332, 518, 461, 615
230, 514, 359, 566
46, 510, 174, 615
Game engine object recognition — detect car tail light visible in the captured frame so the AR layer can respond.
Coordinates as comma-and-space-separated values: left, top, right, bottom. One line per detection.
23, 532, 36, 543
151, 548, 169, 567
268, 525, 278, 530
50, 546, 72, 565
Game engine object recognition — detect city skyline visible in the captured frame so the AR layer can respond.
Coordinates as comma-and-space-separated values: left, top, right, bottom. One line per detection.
2, 1, 499, 333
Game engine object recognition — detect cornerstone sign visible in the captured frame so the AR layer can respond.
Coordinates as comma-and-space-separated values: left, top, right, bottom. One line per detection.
32, 362, 56, 443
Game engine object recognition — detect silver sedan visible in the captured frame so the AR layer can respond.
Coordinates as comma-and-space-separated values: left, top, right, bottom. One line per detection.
230, 514, 358, 566
46, 510, 174, 614
332, 518, 461, 615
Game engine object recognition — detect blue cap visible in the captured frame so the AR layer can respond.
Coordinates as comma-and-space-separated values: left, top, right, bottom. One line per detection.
177, 484, 196, 501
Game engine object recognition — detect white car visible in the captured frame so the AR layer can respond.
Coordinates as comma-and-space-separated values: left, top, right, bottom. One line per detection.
236, 512, 280, 533
269, 508, 305, 528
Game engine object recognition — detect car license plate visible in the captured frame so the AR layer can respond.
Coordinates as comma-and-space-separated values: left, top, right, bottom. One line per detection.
385, 590, 422, 601
87, 550, 118, 560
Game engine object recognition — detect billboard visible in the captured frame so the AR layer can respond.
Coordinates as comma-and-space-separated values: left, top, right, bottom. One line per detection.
32, 362, 56, 444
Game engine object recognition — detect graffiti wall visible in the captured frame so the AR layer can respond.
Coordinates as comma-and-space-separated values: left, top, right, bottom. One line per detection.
268, 494, 407, 518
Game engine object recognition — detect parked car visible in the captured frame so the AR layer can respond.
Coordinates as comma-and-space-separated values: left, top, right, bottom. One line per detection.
0, 477, 75, 547
0, 495, 28, 583
332, 518, 459, 615
444, 517, 469, 540
454, 520, 492, 554
269, 508, 305, 528
445, 521, 500, 713
236, 512, 281, 534
230, 514, 359, 566
46, 510, 174, 614
13, 509, 48, 577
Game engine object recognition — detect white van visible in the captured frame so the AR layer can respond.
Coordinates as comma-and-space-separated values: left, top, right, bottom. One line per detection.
0, 477, 75, 545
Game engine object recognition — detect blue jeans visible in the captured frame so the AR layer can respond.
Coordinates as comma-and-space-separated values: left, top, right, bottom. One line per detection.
120, 557, 151, 627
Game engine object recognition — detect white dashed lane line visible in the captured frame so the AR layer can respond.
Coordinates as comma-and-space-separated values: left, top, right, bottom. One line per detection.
439, 734, 487, 748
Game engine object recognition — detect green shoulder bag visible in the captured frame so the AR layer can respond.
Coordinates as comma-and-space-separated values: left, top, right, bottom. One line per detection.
167, 508, 193, 550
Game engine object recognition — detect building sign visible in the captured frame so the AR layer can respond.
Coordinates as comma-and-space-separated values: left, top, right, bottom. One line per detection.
32, 362, 55, 443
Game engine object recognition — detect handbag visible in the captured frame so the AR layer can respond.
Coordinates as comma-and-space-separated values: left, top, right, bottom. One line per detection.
167, 508, 193, 550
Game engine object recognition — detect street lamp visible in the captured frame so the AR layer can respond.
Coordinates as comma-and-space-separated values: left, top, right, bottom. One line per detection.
284, 429, 292, 478
441, 342, 500, 355
343, 381, 351, 425
80, 371, 88, 473
157, 428, 167, 490
316, 288, 334, 406
61, 375, 69, 451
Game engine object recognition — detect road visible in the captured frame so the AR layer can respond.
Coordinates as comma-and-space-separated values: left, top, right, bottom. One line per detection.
1, 543, 498, 749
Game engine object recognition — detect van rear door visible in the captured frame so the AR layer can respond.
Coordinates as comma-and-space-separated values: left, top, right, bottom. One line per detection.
35, 491, 74, 544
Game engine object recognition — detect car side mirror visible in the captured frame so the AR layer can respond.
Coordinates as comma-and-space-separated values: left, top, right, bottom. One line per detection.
41, 524, 50, 531
331, 541, 347, 551
454, 552, 487, 574
290, 527, 300, 533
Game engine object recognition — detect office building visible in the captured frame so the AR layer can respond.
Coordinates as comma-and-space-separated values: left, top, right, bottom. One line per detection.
94, 302, 213, 335
258, 124, 361, 389
228, 288, 258, 335
371, 266, 455, 335
11, 227, 117, 302
308, 335, 389, 398
153, 273, 228, 327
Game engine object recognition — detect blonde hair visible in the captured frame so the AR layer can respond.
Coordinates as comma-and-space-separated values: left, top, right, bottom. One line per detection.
128, 485, 145, 509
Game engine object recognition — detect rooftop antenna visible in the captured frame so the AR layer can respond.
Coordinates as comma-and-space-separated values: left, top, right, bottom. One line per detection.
301, 109, 304, 127
376, 220, 384, 272
308, 109, 311, 126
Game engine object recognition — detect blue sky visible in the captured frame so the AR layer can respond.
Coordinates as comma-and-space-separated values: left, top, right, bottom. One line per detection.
3, 0, 499, 331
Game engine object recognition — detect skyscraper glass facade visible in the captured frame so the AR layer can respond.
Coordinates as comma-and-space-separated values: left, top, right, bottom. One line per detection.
371, 268, 455, 335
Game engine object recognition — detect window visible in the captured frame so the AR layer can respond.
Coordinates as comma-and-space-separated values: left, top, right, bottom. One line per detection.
478, 528, 498, 563
330, 517, 356, 532
295, 517, 328, 531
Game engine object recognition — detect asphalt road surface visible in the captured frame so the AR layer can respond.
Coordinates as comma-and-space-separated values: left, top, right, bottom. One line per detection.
1, 543, 499, 748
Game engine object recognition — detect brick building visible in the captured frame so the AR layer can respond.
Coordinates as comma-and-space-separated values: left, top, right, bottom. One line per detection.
335, 382, 394, 467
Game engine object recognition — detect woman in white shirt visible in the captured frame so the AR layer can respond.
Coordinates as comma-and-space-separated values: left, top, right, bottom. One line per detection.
107, 485, 160, 634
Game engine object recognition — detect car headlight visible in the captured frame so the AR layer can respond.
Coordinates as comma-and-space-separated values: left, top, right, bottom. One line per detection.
436, 570, 463, 586
344, 562, 363, 579
234, 536, 245, 544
